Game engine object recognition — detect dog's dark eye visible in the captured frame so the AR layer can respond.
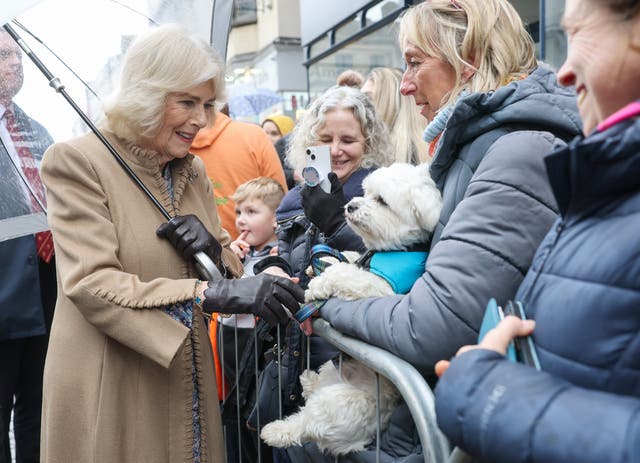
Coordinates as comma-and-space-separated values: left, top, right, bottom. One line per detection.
375, 195, 388, 207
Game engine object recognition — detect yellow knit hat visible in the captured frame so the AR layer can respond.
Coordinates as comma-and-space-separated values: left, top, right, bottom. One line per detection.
263, 114, 295, 136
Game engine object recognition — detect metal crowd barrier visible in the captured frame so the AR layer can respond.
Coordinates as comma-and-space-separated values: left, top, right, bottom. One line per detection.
311, 319, 450, 463
217, 316, 472, 463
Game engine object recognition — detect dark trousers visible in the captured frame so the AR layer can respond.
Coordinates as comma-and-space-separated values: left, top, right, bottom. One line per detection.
0, 257, 56, 463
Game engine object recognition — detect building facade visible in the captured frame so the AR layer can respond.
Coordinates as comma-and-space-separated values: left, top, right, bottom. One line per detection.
225, 0, 308, 121
300, 0, 567, 99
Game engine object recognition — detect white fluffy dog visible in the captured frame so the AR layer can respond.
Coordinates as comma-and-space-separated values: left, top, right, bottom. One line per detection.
260, 163, 443, 456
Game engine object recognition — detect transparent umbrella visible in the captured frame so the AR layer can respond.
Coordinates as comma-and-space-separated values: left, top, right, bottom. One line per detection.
0, 0, 233, 244
1, 0, 233, 280
227, 86, 284, 119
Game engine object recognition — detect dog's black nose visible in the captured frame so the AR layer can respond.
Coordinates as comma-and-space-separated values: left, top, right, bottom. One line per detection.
346, 204, 357, 213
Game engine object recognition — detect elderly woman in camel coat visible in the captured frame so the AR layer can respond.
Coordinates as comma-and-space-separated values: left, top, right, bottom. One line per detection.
39, 24, 303, 463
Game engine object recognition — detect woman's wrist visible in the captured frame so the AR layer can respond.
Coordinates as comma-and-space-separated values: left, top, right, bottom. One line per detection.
194, 280, 206, 311
195, 279, 231, 317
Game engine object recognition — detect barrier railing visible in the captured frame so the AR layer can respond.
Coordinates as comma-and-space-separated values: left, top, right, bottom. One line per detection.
217, 316, 472, 463
311, 318, 451, 463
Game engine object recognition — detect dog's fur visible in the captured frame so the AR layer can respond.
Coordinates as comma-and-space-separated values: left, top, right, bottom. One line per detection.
260, 163, 443, 455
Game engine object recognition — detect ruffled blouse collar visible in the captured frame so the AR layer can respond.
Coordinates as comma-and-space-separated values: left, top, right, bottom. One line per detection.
109, 133, 194, 172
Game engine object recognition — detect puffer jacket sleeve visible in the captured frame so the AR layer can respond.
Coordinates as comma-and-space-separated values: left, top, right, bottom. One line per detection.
276, 223, 294, 265
320, 131, 561, 374
435, 349, 640, 463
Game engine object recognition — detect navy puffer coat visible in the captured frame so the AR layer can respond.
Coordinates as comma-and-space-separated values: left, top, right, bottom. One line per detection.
435, 111, 640, 463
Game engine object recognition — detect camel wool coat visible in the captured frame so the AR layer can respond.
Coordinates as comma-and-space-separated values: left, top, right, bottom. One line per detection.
39, 130, 243, 463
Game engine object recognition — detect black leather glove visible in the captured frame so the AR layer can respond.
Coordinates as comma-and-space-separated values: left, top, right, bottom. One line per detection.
252, 255, 293, 276
301, 172, 346, 235
202, 273, 304, 326
156, 214, 222, 263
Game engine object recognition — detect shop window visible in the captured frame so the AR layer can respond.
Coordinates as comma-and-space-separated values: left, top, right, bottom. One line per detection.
542, 0, 567, 70
308, 20, 404, 98
309, 33, 331, 59
232, 0, 257, 26
365, 0, 404, 25
335, 14, 362, 44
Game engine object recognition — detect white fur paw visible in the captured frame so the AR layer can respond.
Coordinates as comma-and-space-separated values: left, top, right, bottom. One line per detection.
260, 420, 301, 448
300, 370, 320, 399
305, 263, 393, 302
305, 264, 315, 279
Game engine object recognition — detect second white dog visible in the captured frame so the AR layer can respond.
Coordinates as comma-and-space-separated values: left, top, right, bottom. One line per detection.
261, 162, 443, 456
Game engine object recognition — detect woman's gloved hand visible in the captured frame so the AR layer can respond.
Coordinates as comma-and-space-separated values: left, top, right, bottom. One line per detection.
301, 172, 345, 235
156, 214, 222, 263
202, 273, 304, 326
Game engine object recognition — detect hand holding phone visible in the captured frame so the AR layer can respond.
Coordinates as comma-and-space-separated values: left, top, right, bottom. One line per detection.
479, 298, 541, 370
502, 300, 541, 370
302, 145, 332, 193
479, 298, 517, 362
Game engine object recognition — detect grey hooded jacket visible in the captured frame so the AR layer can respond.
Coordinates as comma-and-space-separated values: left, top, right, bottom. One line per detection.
291, 65, 582, 462
287, 66, 582, 462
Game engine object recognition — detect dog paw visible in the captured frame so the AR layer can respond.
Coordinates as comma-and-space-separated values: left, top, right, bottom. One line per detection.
305, 265, 315, 279
260, 421, 301, 448
300, 370, 320, 398
305, 266, 349, 301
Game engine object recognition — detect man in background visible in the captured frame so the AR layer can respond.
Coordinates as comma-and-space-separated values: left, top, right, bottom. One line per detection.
0, 29, 57, 463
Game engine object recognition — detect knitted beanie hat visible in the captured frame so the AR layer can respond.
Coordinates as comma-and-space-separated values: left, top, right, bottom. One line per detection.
263, 114, 295, 136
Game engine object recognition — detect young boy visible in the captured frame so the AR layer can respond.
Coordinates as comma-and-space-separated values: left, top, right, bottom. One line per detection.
212, 176, 284, 357
229, 177, 284, 276
213, 177, 285, 459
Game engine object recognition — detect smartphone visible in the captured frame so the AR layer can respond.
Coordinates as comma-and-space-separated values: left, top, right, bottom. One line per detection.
479, 298, 517, 362
303, 145, 332, 193
503, 300, 542, 371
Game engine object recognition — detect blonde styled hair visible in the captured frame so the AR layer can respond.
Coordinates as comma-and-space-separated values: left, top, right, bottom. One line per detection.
231, 177, 285, 212
364, 67, 428, 164
287, 85, 393, 174
103, 23, 225, 144
398, 0, 537, 109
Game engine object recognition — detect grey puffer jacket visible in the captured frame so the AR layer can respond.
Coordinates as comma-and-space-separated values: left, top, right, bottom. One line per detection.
300, 65, 582, 463
320, 66, 581, 376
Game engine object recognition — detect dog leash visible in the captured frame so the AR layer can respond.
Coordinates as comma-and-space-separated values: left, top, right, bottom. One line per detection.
295, 244, 348, 322
308, 243, 348, 276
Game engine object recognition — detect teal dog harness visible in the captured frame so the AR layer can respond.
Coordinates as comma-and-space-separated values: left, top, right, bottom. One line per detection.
356, 249, 428, 294
295, 244, 428, 322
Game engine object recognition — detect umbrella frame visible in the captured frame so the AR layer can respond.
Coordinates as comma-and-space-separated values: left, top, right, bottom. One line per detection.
2, 22, 223, 281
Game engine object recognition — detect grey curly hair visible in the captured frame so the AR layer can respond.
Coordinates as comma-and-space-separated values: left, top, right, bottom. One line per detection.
286, 85, 394, 174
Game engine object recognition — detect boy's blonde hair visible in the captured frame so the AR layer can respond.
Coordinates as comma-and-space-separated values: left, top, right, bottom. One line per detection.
231, 177, 285, 212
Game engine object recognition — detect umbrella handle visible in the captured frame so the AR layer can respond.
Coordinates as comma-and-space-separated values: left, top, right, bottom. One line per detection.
194, 251, 225, 282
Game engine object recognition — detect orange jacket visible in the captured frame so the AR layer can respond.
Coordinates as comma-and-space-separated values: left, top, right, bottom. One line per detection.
191, 113, 287, 240
209, 316, 228, 401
